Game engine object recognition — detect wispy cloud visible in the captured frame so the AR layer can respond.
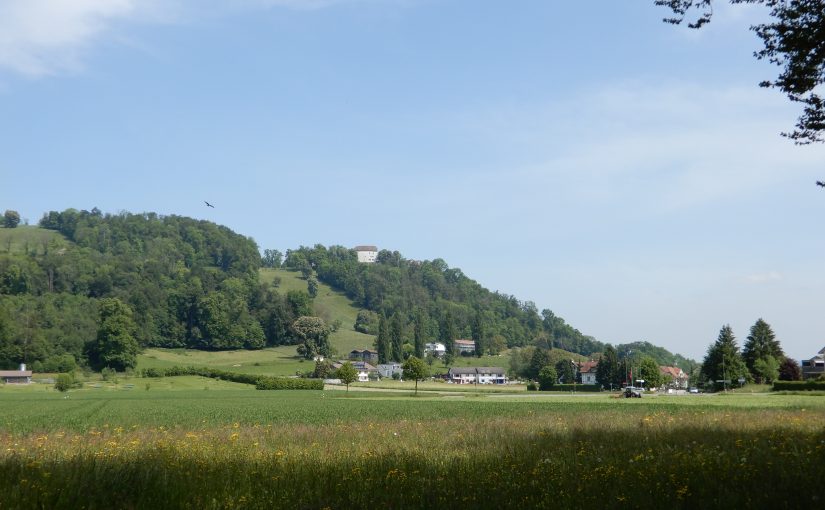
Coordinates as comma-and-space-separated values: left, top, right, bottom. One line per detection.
745, 271, 783, 284
0, 0, 381, 77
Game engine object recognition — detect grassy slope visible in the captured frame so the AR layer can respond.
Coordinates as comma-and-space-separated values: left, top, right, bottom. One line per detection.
0, 225, 66, 255
259, 268, 376, 353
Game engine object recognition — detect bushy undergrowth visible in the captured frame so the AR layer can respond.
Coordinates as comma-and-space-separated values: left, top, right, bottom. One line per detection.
0, 408, 823, 509
141, 365, 322, 390
773, 380, 825, 391
255, 377, 323, 390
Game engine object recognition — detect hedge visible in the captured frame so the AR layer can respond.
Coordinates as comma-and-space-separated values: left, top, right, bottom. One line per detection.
141, 366, 323, 390
772, 380, 825, 391
256, 377, 324, 390
543, 384, 602, 392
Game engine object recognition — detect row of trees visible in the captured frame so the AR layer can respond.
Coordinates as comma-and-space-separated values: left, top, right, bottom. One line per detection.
700, 319, 800, 389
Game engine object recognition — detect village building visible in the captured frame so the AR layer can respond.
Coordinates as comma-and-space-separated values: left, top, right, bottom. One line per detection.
377, 362, 404, 379
349, 349, 379, 364
447, 367, 507, 385
332, 361, 378, 382
0, 364, 32, 384
454, 339, 476, 355
354, 245, 378, 263
424, 342, 446, 357
578, 360, 599, 385
659, 366, 689, 389
801, 347, 825, 380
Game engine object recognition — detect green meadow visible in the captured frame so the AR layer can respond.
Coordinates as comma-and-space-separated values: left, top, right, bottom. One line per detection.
1, 381, 824, 508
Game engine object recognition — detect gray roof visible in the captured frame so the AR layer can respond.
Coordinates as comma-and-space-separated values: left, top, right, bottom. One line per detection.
354, 245, 378, 252
448, 367, 505, 375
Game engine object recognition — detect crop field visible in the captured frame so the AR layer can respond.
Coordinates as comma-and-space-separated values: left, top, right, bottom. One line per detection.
1, 382, 824, 509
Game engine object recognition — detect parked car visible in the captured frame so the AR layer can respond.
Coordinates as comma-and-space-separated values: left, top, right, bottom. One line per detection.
688, 387, 699, 394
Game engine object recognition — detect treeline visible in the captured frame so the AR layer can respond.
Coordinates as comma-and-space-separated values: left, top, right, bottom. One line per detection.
283, 245, 603, 355
0, 208, 316, 370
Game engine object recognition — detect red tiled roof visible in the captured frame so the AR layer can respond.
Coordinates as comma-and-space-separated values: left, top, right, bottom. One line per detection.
578, 360, 598, 373
0, 371, 32, 377
659, 366, 685, 378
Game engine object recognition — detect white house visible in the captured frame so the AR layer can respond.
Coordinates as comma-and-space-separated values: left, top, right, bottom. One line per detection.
377, 362, 404, 379
354, 245, 378, 263
332, 361, 377, 382
447, 367, 507, 384
578, 360, 598, 385
454, 339, 476, 355
659, 366, 689, 389
424, 342, 446, 357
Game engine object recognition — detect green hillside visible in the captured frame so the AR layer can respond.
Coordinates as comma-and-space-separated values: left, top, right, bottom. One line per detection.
259, 268, 376, 354
0, 225, 68, 255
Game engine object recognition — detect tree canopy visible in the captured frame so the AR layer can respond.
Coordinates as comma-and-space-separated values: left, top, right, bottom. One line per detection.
656, 0, 825, 145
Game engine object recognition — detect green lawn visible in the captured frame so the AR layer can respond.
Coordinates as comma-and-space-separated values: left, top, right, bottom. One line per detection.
138, 346, 310, 377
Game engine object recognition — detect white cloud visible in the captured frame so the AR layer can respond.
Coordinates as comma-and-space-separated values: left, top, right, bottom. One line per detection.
745, 271, 783, 284
0, 0, 149, 76
0, 0, 385, 77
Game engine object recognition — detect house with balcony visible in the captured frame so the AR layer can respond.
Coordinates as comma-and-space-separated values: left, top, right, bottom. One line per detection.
447, 367, 507, 384
801, 347, 825, 380
332, 361, 378, 382
454, 339, 476, 355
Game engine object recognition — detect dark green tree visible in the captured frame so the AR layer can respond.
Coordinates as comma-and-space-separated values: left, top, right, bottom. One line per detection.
413, 308, 425, 358
700, 325, 749, 390
596, 345, 621, 389
555, 358, 577, 384
3, 210, 20, 229
743, 318, 785, 383
375, 313, 391, 364
440, 310, 456, 357
538, 364, 558, 390
528, 348, 552, 381
471, 310, 485, 358
307, 275, 319, 298
656, 0, 825, 144
91, 297, 139, 371
261, 249, 283, 268
402, 356, 430, 395
390, 313, 404, 362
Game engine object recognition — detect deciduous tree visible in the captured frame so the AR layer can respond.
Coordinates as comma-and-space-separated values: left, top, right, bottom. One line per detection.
538, 365, 558, 390
293, 316, 330, 360
656, 0, 825, 144
91, 298, 139, 371
402, 356, 430, 395
336, 361, 358, 392
3, 210, 20, 229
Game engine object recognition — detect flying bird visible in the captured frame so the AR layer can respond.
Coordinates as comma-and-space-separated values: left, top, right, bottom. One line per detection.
817, 181, 825, 188
205, 201, 215, 208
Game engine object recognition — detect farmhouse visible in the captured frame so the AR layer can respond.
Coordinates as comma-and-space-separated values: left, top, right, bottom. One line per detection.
0, 364, 32, 384
454, 339, 475, 355
578, 360, 598, 385
424, 342, 446, 357
801, 347, 825, 380
447, 367, 507, 385
354, 245, 378, 263
349, 349, 379, 364
659, 366, 688, 389
332, 361, 377, 382
377, 362, 404, 379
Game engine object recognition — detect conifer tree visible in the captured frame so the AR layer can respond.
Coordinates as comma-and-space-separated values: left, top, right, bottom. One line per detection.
743, 318, 784, 383
390, 313, 404, 362
701, 325, 748, 390
413, 308, 425, 359
375, 313, 391, 364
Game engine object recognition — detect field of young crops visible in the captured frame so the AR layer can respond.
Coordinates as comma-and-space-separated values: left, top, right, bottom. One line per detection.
1, 381, 824, 508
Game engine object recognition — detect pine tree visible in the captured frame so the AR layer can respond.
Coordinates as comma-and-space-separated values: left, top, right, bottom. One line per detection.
471, 310, 485, 358
440, 310, 456, 357
413, 308, 425, 359
743, 318, 784, 383
375, 314, 391, 364
390, 313, 404, 362
701, 325, 748, 391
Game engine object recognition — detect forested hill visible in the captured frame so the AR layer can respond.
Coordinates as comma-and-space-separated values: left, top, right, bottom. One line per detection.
0, 208, 690, 373
282, 245, 603, 355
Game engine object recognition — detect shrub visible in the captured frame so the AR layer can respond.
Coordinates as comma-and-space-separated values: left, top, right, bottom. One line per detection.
256, 377, 324, 390
54, 373, 75, 392
772, 380, 825, 391
526, 381, 538, 391
544, 384, 601, 392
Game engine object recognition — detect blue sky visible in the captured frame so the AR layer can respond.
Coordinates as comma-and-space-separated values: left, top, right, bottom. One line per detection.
1, 0, 823, 362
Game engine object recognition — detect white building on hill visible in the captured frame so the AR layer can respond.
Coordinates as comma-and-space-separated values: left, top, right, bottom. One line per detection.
354, 245, 378, 263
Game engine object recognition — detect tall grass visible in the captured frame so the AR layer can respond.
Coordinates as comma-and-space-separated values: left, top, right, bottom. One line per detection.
1, 406, 823, 508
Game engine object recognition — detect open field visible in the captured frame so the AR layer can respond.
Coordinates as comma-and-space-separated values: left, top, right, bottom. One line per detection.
138, 346, 311, 377
1, 382, 824, 508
